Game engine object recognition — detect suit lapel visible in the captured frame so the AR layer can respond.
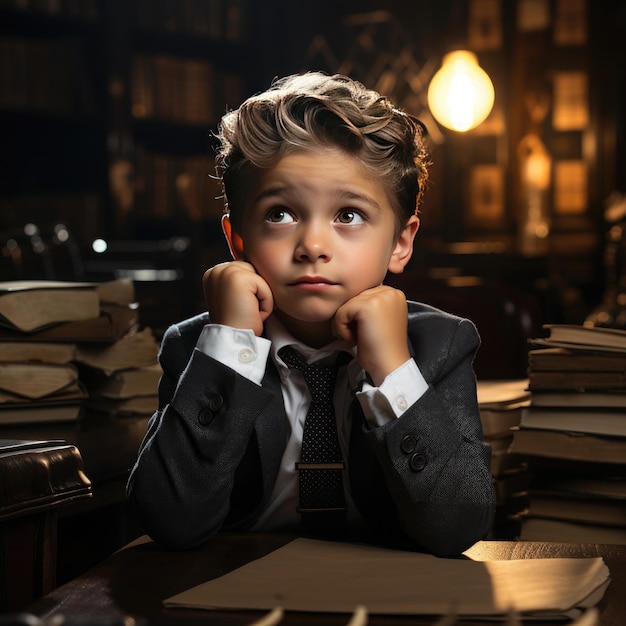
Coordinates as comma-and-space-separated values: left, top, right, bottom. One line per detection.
255, 359, 290, 498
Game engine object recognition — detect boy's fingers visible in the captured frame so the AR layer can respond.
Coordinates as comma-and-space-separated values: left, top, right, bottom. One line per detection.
332, 303, 359, 344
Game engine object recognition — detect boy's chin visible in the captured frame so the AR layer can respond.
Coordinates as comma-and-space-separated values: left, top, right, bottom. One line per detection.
274, 308, 336, 326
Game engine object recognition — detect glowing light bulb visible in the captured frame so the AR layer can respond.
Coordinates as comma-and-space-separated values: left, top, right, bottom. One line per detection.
427, 50, 495, 132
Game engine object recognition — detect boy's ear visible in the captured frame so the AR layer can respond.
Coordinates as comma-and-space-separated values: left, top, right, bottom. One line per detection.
387, 215, 420, 274
221, 214, 245, 260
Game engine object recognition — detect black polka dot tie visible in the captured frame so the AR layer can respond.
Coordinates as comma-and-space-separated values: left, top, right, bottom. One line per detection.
279, 346, 347, 514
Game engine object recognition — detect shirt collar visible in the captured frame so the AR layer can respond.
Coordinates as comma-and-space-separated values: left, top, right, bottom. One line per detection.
264, 314, 363, 389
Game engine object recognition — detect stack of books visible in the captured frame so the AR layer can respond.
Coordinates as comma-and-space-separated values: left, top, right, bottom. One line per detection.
0, 279, 160, 424
77, 331, 161, 417
510, 323, 626, 543
476, 379, 531, 538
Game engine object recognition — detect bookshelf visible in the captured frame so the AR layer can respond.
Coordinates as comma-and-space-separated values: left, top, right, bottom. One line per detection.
0, 2, 108, 247
0, 0, 260, 323
0, 0, 256, 259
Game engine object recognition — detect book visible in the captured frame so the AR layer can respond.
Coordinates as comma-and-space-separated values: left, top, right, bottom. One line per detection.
528, 370, 626, 390
479, 402, 528, 438
0, 361, 79, 399
532, 475, 626, 500
0, 282, 100, 332
476, 379, 531, 408
0, 303, 139, 342
528, 347, 626, 372
0, 383, 87, 405
0, 341, 76, 363
0, 399, 82, 424
84, 394, 158, 417
80, 363, 162, 399
542, 323, 626, 350
519, 516, 626, 543
476, 379, 530, 437
527, 493, 626, 527
490, 447, 526, 476
531, 389, 626, 408
519, 405, 626, 437
74, 327, 159, 374
510, 428, 626, 464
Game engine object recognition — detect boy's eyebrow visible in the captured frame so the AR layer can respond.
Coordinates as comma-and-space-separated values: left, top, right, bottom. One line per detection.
334, 189, 383, 211
253, 184, 383, 211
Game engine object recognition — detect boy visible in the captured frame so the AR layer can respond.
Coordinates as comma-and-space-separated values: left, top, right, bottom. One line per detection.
127, 72, 494, 557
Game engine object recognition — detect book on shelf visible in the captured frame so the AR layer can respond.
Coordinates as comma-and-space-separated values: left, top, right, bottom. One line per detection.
0, 278, 137, 339
74, 327, 159, 375
0, 361, 79, 399
527, 492, 626, 527
541, 323, 626, 350
0, 303, 139, 343
528, 369, 626, 390
492, 467, 530, 502
528, 347, 626, 372
510, 427, 626, 464
476, 379, 530, 437
479, 403, 528, 438
0, 281, 100, 332
85, 394, 158, 417
0, 399, 83, 425
0, 340, 76, 364
520, 405, 626, 437
476, 379, 530, 408
0, 384, 87, 424
490, 445, 526, 477
519, 516, 626, 544
531, 389, 626, 408
532, 324, 626, 353
0, 383, 86, 406
533, 475, 626, 501
79, 362, 162, 400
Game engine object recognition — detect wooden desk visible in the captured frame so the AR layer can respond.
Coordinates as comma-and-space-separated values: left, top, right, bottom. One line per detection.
27, 533, 626, 626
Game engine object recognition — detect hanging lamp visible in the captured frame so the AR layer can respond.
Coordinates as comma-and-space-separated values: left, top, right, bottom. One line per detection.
427, 50, 495, 132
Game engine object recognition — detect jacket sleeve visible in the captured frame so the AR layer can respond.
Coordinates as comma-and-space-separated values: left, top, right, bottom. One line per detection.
126, 318, 279, 549
359, 311, 494, 556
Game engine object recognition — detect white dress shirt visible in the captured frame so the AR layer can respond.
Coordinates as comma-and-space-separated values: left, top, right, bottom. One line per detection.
195, 315, 429, 530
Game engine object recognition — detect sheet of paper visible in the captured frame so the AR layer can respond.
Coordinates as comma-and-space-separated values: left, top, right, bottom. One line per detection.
164, 538, 610, 619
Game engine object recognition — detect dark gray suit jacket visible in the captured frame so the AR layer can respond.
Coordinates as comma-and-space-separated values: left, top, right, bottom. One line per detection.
127, 301, 494, 556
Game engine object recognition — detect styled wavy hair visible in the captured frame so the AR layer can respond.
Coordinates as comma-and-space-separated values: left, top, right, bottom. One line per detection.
216, 72, 430, 235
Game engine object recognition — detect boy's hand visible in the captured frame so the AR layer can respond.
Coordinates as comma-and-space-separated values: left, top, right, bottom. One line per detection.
333, 285, 410, 386
203, 261, 274, 336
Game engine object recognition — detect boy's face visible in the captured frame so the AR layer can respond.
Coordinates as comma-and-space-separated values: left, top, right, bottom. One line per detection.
225, 148, 418, 342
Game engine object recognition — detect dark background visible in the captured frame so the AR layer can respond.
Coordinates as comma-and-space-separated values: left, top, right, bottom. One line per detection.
1, 0, 625, 337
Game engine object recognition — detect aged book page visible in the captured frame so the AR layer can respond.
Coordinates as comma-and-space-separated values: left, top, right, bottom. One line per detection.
164, 538, 609, 619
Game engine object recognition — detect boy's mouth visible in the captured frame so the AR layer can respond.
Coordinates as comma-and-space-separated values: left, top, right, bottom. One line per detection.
290, 276, 338, 286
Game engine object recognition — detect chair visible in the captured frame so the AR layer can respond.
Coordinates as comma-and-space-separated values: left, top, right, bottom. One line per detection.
0, 439, 92, 612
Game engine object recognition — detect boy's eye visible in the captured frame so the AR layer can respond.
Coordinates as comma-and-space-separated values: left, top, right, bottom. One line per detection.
266, 208, 295, 224
336, 210, 365, 225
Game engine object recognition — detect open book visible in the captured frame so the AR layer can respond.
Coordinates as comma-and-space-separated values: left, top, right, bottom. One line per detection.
164, 538, 610, 620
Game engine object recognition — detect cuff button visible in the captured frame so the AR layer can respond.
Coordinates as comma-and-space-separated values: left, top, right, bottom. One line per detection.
409, 453, 426, 472
401, 434, 417, 454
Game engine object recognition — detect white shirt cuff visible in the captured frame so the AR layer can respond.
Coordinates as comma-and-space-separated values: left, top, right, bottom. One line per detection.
196, 324, 271, 386
356, 359, 428, 427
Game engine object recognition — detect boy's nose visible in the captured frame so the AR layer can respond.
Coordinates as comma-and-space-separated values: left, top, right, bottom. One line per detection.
295, 223, 332, 261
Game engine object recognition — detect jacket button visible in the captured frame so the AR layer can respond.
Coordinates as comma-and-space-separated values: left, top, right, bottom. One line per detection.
198, 408, 214, 426
208, 393, 224, 412
401, 434, 417, 454
198, 394, 224, 426
409, 453, 426, 472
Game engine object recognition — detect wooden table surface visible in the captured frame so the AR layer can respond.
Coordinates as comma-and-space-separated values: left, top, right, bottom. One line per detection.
26, 533, 626, 626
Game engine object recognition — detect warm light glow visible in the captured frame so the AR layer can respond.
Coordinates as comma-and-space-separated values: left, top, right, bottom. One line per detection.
427, 50, 495, 132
